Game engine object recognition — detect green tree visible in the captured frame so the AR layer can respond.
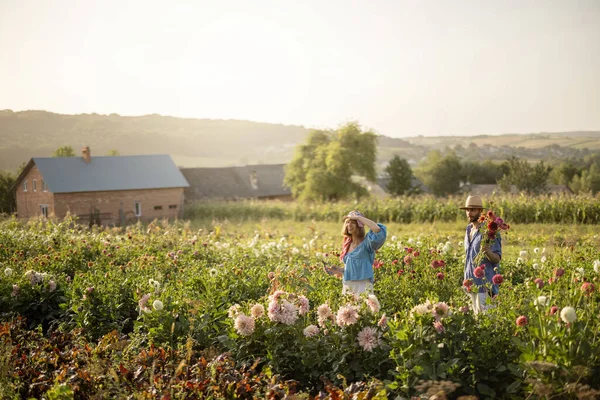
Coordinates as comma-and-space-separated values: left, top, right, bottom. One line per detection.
414, 150, 462, 196
461, 160, 504, 184
384, 155, 414, 196
569, 164, 600, 195
106, 149, 120, 156
549, 161, 581, 185
0, 170, 16, 213
52, 145, 76, 157
284, 122, 377, 201
498, 156, 550, 195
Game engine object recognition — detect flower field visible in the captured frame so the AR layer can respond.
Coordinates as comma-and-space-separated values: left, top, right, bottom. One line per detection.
1, 213, 600, 399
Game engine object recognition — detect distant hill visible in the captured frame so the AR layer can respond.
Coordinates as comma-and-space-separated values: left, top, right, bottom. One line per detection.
1, 109, 599, 172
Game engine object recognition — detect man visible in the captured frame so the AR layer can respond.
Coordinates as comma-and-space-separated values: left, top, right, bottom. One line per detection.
460, 194, 502, 314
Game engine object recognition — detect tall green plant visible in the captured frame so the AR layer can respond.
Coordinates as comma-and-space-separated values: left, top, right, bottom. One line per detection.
284, 122, 377, 201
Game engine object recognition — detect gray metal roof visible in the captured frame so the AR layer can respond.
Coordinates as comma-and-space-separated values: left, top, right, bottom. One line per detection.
32, 155, 189, 193
180, 164, 291, 200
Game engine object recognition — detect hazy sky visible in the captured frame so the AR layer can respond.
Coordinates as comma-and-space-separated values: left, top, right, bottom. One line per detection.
1, 0, 599, 137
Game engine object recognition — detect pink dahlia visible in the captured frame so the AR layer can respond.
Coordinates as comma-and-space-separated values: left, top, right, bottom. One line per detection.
336, 305, 359, 326
433, 320, 445, 333
365, 295, 381, 313
357, 326, 381, 351
534, 278, 544, 289
581, 282, 595, 296
234, 314, 255, 336
298, 295, 310, 315
474, 266, 485, 279
516, 315, 528, 327
492, 274, 504, 285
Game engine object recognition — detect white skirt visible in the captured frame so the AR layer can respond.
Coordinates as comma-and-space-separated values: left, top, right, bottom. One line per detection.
468, 291, 494, 314
342, 280, 373, 296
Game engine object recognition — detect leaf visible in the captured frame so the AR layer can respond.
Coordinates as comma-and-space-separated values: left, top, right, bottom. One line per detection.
505, 380, 521, 394
477, 383, 496, 398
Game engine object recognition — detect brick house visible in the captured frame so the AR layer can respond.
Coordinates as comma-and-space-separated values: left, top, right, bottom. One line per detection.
14, 147, 189, 225
180, 164, 292, 202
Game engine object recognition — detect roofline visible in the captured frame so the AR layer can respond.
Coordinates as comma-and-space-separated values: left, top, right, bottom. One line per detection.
179, 163, 287, 171
10, 158, 35, 193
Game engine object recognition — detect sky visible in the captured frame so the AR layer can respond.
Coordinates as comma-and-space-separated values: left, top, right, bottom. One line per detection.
1, 0, 599, 137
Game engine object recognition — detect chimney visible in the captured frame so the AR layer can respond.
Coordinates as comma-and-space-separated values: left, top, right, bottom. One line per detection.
82, 146, 91, 163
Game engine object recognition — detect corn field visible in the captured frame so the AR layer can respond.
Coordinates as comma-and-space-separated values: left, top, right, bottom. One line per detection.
185, 194, 600, 224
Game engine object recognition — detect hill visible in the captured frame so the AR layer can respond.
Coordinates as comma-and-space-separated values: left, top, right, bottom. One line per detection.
1, 109, 599, 172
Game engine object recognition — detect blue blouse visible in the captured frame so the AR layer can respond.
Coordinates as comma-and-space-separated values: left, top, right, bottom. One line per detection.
464, 225, 502, 295
343, 223, 387, 282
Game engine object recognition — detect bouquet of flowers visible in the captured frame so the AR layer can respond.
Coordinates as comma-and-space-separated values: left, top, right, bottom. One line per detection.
473, 209, 510, 267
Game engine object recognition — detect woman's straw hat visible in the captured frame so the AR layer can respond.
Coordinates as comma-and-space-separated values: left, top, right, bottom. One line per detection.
460, 195, 484, 210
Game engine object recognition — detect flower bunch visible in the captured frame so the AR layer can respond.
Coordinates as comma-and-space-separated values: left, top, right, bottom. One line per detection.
474, 209, 510, 267
478, 209, 510, 241
267, 290, 304, 325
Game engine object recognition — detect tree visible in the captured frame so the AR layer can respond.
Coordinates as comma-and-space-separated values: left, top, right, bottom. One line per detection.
284, 122, 377, 201
0, 170, 16, 213
549, 161, 581, 185
106, 149, 120, 156
384, 155, 414, 196
461, 160, 504, 185
53, 145, 76, 157
414, 150, 462, 196
569, 164, 600, 195
498, 156, 550, 195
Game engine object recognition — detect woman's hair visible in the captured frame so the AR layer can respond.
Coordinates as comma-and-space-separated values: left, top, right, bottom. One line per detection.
340, 218, 366, 262
341, 218, 365, 238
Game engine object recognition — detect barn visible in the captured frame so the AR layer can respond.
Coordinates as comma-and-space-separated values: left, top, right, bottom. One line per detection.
14, 147, 189, 225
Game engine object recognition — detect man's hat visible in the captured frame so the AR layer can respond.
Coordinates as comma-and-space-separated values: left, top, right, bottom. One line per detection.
460, 195, 484, 210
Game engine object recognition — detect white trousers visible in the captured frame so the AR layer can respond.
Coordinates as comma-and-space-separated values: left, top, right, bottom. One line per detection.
342, 280, 373, 296
469, 291, 490, 314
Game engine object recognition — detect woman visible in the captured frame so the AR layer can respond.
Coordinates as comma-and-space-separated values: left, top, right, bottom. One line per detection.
337, 210, 387, 295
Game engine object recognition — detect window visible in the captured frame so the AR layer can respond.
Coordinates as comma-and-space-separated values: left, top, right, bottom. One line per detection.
154, 205, 163, 210
42, 180, 48, 192
40, 205, 49, 218
134, 202, 142, 217
169, 204, 177, 209
33, 179, 37, 192
23, 180, 27, 192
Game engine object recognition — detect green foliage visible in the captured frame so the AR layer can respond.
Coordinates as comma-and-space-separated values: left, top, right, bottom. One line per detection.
0, 214, 599, 398
0, 170, 16, 213
414, 150, 463, 196
284, 122, 377, 201
549, 160, 582, 186
384, 155, 416, 196
462, 160, 505, 184
105, 149, 120, 156
388, 308, 522, 398
225, 290, 391, 389
185, 194, 600, 224
498, 156, 551, 195
569, 164, 600, 195
52, 145, 76, 158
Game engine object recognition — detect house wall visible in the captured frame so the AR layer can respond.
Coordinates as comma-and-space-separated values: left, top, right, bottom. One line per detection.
15, 165, 55, 218
53, 187, 185, 226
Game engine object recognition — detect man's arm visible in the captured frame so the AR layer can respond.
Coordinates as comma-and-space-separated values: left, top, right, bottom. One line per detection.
482, 243, 501, 264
